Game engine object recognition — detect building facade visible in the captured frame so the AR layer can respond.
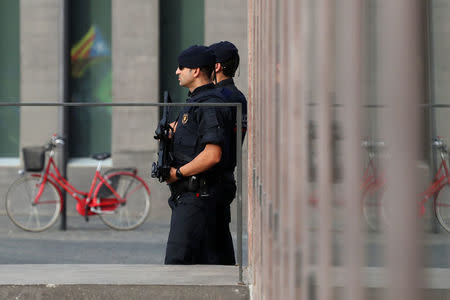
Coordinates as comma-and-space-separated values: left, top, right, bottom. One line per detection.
0, 0, 248, 222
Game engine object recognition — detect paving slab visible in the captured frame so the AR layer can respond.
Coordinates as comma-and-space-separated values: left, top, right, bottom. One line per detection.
0, 265, 249, 300
0, 264, 247, 286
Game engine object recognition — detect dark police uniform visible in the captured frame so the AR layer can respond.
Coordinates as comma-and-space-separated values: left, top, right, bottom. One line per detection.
209, 41, 248, 265
217, 77, 248, 143
165, 83, 232, 264
214, 78, 248, 266
164, 45, 234, 264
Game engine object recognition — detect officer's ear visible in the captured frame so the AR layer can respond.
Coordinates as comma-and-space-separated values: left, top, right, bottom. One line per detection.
215, 63, 222, 73
192, 67, 201, 78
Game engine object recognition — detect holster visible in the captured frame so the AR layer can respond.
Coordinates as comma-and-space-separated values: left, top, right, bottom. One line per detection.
169, 172, 235, 197
169, 176, 200, 197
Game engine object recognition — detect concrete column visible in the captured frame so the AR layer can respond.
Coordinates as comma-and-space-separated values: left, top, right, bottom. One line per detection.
112, 0, 159, 162
205, 0, 248, 97
377, 1, 425, 300
336, 1, 363, 300
20, 0, 61, 146
111, 0, 168, 222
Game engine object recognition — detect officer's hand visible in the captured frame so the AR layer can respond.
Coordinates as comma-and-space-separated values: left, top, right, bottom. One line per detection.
166, 167, 178, 184
169, 122, 177, 139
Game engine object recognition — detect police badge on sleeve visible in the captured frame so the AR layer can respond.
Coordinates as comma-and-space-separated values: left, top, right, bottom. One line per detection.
182, 113, 189, 125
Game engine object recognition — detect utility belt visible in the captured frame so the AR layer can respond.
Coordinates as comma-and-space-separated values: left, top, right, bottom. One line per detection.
169, 172, 235, 197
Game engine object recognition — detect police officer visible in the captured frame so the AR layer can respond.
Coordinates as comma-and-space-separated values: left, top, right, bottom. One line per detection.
209, 41, 248, 139
164, 45, 233, 265
208, 41, 248, 265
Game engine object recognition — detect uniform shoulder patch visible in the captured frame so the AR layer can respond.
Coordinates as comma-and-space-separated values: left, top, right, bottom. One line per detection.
182, 113, 189, 125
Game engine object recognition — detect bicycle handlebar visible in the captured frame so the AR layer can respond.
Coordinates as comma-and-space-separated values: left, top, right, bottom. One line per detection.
362, 137, 448, 151
433, 137, 448, 153
46, 135, 65, 150
361, 139, 385, 151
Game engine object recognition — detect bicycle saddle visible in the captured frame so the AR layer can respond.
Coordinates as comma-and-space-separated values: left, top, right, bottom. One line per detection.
91, 152, 111, 160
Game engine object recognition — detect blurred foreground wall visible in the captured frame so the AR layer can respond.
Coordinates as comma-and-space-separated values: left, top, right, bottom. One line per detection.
247, 1, 436, 299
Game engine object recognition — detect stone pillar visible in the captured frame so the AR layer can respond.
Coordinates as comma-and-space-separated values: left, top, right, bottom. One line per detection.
205, 0, 248, 97
20, 0, 61, 147
112, 0, 169, 221
112, 0, 159, 165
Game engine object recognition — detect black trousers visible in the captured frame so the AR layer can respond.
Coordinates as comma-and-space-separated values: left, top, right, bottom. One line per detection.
165, 192, 207, 264
214, 182, 236, 265
164, 183, 236, 265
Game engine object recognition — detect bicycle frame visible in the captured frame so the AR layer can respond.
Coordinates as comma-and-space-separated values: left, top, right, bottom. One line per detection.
307, 152, 384, 208
360, 148, 388, 205
361, 147, 450, 217
419, 152, 450, 216
35, 151, 127, 216
362, 155, 383, 191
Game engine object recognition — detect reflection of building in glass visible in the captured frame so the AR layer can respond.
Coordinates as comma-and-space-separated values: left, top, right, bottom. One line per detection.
69, 8, 113, 157
71, 25, 111, 78
0, 0, 20, 156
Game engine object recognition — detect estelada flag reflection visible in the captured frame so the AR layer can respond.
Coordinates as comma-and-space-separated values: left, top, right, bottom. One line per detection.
70, 25, 111, 78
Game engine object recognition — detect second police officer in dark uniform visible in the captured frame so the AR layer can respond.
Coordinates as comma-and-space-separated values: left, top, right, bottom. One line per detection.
208, 41, 248, 265
164, 45, 234, 264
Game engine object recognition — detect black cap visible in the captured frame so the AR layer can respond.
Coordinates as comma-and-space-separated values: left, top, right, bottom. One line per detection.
177, 45, 216, 69
208, 41, 238, 63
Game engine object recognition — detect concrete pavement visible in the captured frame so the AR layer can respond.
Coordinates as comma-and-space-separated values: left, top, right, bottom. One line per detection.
0, 265, 249, 300
0, 212, 248, 265
0, 213, 250, 299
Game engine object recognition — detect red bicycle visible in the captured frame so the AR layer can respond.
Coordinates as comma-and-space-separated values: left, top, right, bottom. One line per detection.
5, 135, 151, 232
361, 139, 386, 231
362, 137, 450, 232
422, 138, 450, 232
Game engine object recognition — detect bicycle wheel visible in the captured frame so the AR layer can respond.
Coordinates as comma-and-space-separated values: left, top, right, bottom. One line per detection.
435, 185, 450, 232
5, 175, 61, 232
95, 173, 151, 230
362, 184, 388, 231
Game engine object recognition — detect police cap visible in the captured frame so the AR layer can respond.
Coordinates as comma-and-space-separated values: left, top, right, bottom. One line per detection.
177, 45, 216, 69
208, 41, 239, 63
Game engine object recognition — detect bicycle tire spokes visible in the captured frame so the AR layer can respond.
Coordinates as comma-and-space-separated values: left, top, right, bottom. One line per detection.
435, 185, 450, 232
6, 175, 61, 232
120, 181, 145, 202
362, 185, 389, 232
96, 173, 151, 230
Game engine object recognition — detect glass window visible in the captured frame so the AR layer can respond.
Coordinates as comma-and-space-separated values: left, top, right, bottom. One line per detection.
69, 0, 112, 157
430, 1, 450, 149
160, 0, 205, 105
0, 0, 20, 157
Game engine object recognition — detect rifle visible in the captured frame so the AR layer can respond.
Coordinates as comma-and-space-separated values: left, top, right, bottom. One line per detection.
151, 91, 174, 182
